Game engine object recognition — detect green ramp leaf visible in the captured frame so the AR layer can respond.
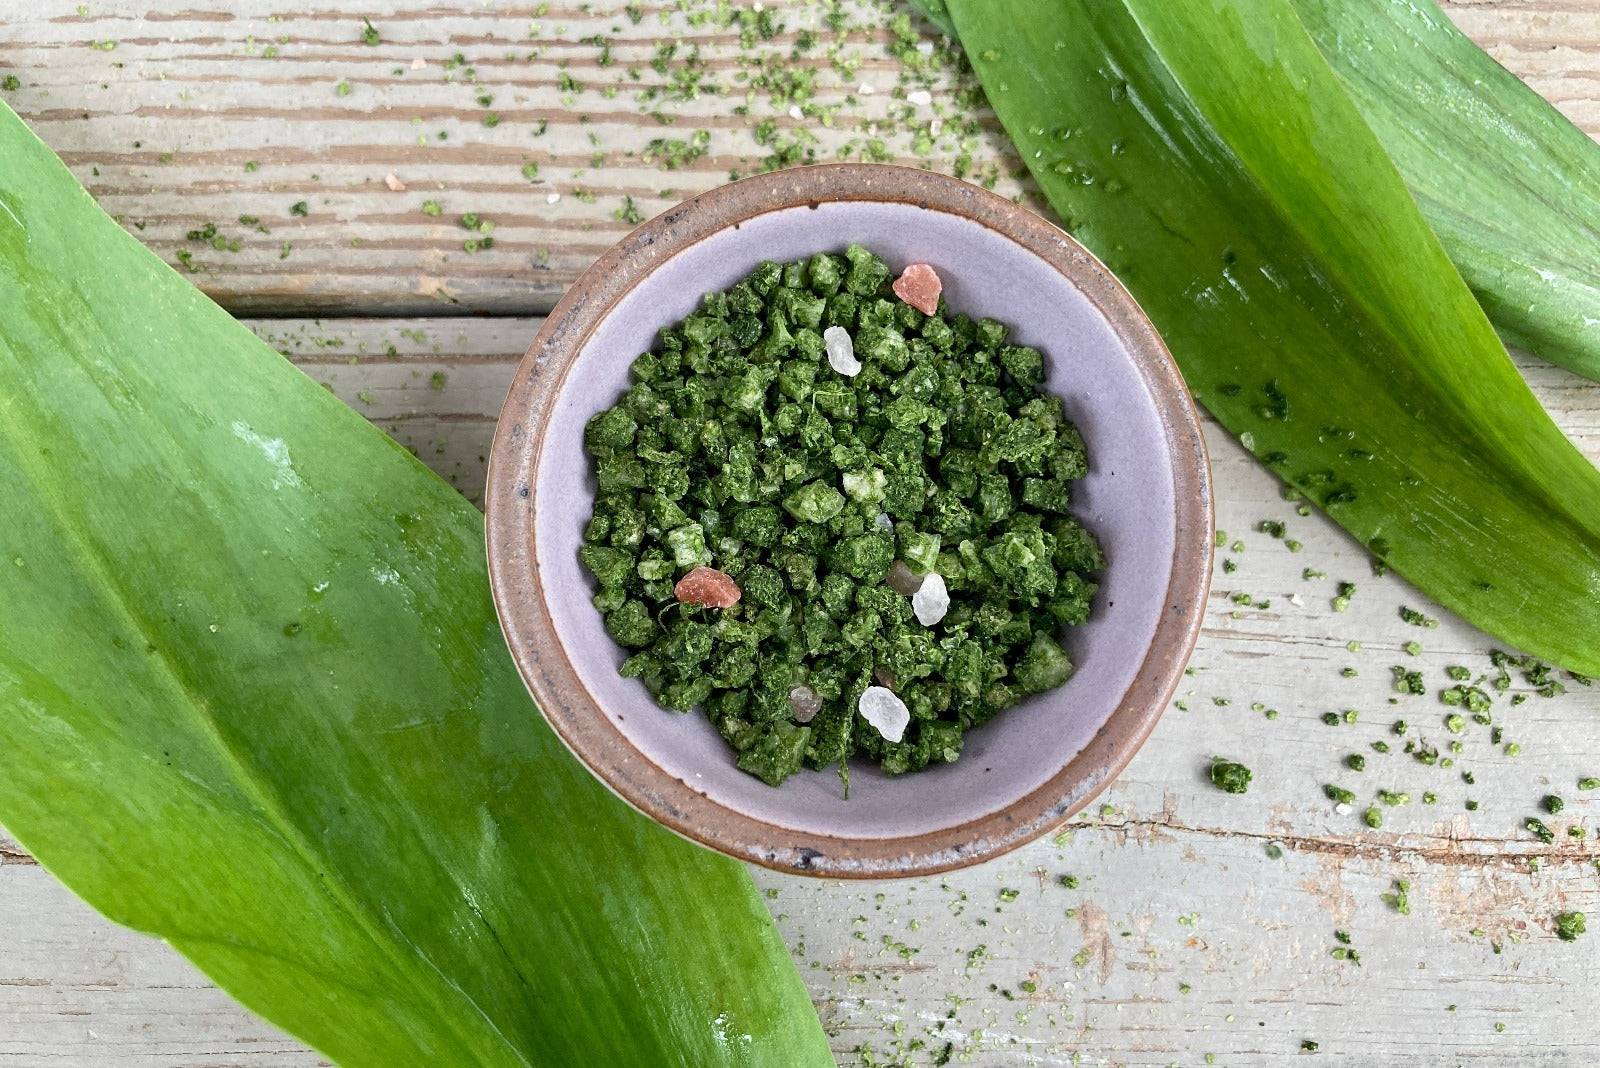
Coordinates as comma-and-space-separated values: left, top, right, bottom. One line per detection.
940, 0, 1600, 672
913, 0, 1600, 382
1288, 0, 1600, 382
0, 102, 832, 1068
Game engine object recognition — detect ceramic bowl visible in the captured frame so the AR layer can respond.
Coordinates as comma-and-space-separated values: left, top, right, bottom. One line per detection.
485, 164, 1211, 878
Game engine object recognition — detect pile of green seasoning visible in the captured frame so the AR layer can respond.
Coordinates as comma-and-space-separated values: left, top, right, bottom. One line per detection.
580, 244, 1104, 787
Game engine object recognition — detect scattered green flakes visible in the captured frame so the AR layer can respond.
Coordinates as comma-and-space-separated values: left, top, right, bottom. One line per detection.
1543, 794, 1565, 816
1323, 784, 1356, 805
1525, 817, 1555, 844
1377, 790, 1410, 807
1441, 684, 1490, 713
0, 75, 19, 92
483, 111, 501, 127
1341, 667, 1358, 678
1179, 981, 1193, 994
613, 195, 644, 225
1444, 713, 1465, 735
1265, 841, 1284, 860
1209, 758, 1252, 795
421, 200, 442, 217
644, 129, 713, 171
997, 887, 1020, 904
521, 161, 540, 183
429, 371, 446, 392
1222, 558, 1237, 573
1059, 874, 1079, 890
1392, 719, 1408, 735
289, 201, 309, 217
1213, 696, 1231, 707
1345, 640, 1362, 653
1321, 712, 1340, 727
572, 187, 597, 204
1495, 1022, 1506, 1034
1579, 777, 1600, 791
1343, 709, 1359, 724
1332, 581, 1355, 612
1506, 742, 1522, 757
1230, 539, 1244, 552
361, 18, 380, 46
1214, 530, 1228, 549
1302, 567, 1326, 581
1422, 792, 1437, 805
1403, 640, 1422, 656
1285, 539, 1303, 552
1555, 911, 1586, 942
335, 80, 352, 97
1232, 592, 1254, 607
1257, 519, 1285, 539
1392, 666, 1425, 695
1363, 806, 1382, 829
278, 240, 292, 259
1382, 879, 1411, 915
1346, 753, 1366, 772
1465, 799, 1480, 811
1301, 1040, 1319, 1052
1399, 605, 1438, 628
1446, 665, 1471, 682
1371, 740, 1391, 754
1570, 825, 1587, 839
244, 160, 259, 173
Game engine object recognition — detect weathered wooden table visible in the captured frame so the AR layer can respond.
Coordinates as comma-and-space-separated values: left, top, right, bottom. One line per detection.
4, 2, 1599, 1063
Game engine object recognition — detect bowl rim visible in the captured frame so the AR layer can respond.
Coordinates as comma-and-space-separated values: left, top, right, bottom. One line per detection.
485, 163, 1212, 878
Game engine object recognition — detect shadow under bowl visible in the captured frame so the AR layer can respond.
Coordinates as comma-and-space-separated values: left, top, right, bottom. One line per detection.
486, 164, 1212, 878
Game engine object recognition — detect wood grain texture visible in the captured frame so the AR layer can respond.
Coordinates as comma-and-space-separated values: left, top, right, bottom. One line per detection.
7, 321, 1600, 1065
0, 0, 1026, 316
5, 0, 1600, 1064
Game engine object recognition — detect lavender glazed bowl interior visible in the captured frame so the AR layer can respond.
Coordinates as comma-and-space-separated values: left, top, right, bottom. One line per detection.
486, 165, 1211, 878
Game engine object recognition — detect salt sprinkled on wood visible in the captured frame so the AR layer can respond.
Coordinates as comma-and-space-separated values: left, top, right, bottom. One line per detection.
911, 572, 949, 626
824, 325, 861, 376
858, 686, 910, 743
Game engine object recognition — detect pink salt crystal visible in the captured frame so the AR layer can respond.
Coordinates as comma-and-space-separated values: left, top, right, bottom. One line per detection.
788, 685, 822, 723
892, 262, 942, 315
885, 559, 924, 596
384, 173, 407, 192
674, 566, 741, 609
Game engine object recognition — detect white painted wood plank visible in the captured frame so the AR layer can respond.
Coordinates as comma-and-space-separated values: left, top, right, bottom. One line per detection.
5, 321, 1600, 1063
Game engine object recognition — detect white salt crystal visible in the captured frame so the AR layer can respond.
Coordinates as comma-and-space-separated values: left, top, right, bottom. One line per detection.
916, 41, 934, 55
911, 571, 949, 626
1334, 802, 1353, 816
930, 118, 942, 137
410, 57, 427, 70
859, 82, 875, 96
824, 325, 861, 376
788, 104, 804, 121
874, 512, 895, 532
906, 89, 932, 106
546, 191, 561, 204
859, 686, 910, 743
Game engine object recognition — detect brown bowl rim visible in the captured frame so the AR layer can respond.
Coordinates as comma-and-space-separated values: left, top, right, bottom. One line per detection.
485, 163, 1212, 879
